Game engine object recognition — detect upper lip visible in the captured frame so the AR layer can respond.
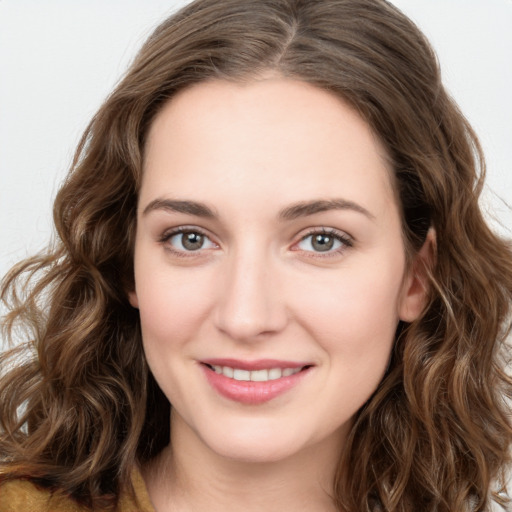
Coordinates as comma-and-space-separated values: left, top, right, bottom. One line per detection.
200, 358, 313, 371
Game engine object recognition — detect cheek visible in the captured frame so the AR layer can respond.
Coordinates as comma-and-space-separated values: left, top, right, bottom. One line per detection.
289, 258, 404, 360
134, 261, 216, 354
291, 264, 403, 422
134, 265, 217, 406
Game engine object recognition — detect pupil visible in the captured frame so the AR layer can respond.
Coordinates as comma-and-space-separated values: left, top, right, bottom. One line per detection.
312, 234, 334, 252
183, 232, 203, 250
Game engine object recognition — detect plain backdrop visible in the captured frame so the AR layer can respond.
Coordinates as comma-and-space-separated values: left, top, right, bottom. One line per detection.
1, 0, 511, 280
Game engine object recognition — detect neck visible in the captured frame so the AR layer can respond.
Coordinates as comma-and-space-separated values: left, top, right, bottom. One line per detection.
142, 411, 345, 512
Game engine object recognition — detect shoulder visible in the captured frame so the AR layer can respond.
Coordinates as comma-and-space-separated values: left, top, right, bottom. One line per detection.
0, 478, 87, 512
0, 470, 155, 512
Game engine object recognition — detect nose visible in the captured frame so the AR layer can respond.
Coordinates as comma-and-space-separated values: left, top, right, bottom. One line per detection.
213, 247, 288, 342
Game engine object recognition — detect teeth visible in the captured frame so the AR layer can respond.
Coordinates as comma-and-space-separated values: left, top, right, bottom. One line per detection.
223, 366, 234, 378
268, 368, 282, 380
210, 365, 303, 381
250, 369, 268, 381
233, 369, 251, 381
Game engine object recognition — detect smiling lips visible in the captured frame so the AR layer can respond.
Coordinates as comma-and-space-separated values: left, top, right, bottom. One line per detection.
201, 359, 312, 405
211, 365, 302, 381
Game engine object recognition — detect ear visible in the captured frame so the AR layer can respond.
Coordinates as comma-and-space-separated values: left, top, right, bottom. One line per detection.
128, 290, 139, 309
398, 228, 436, 322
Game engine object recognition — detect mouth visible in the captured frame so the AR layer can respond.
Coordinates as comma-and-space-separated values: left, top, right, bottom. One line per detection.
202, 363, 311, 382
200, 359, 313, 405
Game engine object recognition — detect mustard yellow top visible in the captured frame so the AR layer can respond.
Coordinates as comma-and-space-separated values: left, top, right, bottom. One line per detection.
0, 469, 155, 512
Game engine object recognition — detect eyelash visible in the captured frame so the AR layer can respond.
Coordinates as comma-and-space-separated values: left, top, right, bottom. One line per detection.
296, 228, 353, 258
159, 226, 353, 259
159, 226, 215, 259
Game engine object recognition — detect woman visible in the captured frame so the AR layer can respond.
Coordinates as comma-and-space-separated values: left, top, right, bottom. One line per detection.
1, 0, 511, 510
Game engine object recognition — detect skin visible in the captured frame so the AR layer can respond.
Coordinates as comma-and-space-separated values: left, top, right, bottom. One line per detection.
129, 77, 430, 511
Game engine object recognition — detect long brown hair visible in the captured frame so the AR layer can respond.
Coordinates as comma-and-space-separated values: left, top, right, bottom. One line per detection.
1, 1, 511, 510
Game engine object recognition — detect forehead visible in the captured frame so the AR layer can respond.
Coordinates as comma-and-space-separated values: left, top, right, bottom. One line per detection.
141, 78, 397, 222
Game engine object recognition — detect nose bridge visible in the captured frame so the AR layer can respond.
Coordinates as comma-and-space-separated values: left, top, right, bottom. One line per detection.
214, 241, 286, 341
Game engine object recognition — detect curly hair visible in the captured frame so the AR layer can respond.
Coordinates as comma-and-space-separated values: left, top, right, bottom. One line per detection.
1, 0, 511, 510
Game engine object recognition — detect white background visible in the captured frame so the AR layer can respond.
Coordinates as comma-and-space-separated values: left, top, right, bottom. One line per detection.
1, 0, 511, 279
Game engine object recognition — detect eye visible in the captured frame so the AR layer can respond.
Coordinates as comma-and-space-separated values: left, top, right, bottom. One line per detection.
296, 229, 353, 254
162, 228, 217, 253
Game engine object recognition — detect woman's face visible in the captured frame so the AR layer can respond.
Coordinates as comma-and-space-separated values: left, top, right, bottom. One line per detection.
130, 78, 425, 463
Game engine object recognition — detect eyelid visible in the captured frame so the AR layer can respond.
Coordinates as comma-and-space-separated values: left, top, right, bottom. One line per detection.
159, 225, 219, 257
291, 227, 354, 257
158, 225, 353, 259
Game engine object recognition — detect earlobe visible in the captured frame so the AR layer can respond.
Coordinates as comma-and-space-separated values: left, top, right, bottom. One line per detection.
398, 228, 436, 322
128, 290, 139, 309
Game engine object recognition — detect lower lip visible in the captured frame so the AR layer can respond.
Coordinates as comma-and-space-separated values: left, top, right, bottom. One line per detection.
201, 365, 311, 405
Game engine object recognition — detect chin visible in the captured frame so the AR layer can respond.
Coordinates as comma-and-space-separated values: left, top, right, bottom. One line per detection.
199, 422, 308, 464
214, 440, 301, 464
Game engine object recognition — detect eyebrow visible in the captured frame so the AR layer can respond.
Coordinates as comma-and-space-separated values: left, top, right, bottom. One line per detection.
142, 198, 375, 221
278, 199, 375, 221
143, 199, 217, 218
